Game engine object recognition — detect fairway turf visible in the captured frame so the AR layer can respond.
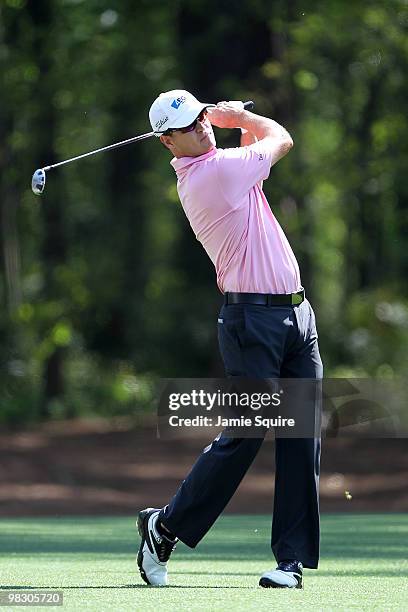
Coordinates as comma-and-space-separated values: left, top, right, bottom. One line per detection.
0, 515, 407, 611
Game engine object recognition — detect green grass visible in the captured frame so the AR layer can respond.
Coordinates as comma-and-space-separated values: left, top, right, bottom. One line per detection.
0, 514, 407, 611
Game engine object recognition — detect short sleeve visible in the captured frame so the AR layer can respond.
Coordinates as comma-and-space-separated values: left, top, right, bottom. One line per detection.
216, 141, 274, 201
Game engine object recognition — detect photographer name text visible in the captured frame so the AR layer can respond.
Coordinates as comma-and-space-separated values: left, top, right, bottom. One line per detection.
168, 415, 295, 428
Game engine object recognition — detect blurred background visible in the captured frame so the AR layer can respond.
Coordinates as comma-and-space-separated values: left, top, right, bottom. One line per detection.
0, 0, 407, 515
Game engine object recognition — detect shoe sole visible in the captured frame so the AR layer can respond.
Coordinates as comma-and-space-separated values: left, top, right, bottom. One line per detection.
136, 509, 155, 586
259, 577, 303, 589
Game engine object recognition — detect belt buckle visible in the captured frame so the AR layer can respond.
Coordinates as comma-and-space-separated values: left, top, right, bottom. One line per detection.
291, 291, 303, 305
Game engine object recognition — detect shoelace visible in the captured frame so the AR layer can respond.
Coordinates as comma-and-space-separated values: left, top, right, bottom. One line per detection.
278, 560, 301, 573
157, 534, 177, 562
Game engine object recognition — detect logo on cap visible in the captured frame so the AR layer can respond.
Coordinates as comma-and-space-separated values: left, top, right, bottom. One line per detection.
155, 116, 169, 130
171, 96, 186, 110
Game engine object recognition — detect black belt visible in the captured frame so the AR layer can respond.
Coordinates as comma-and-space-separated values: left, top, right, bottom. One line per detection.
224, 288, 305, 306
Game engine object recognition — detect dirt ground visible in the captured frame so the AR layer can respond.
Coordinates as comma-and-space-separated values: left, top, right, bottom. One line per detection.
0, 418, 407, 516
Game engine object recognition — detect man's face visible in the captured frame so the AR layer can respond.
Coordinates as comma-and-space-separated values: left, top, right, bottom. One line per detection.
160, 110, 216, 158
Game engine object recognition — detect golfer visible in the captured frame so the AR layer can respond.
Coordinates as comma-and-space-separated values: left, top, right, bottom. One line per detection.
137, 90, 323, 589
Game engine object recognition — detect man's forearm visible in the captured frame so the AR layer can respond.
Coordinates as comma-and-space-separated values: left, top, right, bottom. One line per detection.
239, 111, 293, 145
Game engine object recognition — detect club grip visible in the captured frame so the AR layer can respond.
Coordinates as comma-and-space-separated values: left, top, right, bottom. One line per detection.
243, 100, 255, 110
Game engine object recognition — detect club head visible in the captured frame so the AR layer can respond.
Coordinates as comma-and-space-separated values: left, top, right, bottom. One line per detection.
31, 168, 46, 195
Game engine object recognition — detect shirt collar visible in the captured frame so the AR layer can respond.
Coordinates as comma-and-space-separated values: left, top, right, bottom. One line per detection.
170, 147, 217, 174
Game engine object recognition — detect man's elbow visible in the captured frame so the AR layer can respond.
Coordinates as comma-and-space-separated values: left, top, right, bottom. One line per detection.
278, 137, 293, 158
262, 134, 294, 162
285, 135, 294, 151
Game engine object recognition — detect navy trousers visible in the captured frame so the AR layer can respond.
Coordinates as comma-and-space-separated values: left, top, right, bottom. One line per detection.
160, 298, 323, 569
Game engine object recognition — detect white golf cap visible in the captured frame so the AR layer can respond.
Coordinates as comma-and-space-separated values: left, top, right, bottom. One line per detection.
149, 89, 215, 136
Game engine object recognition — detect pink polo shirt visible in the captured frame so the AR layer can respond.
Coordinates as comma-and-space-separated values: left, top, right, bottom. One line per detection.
171, 141, 301, 294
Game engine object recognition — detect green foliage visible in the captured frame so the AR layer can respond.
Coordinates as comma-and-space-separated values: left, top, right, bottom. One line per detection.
1, 0, 408, 423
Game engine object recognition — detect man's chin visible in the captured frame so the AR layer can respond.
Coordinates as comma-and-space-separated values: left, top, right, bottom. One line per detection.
202, 139, 215, 152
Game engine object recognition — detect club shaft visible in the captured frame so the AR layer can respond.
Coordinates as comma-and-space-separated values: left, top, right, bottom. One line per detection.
43, 131, 154, 171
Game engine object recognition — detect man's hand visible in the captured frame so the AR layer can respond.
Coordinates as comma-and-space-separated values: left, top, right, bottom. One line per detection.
207, 102, 245, 129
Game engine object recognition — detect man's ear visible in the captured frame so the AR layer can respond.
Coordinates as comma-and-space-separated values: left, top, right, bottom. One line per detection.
160, 134, 173, 150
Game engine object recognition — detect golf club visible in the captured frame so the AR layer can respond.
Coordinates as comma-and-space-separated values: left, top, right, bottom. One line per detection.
31, 101, 254, 195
